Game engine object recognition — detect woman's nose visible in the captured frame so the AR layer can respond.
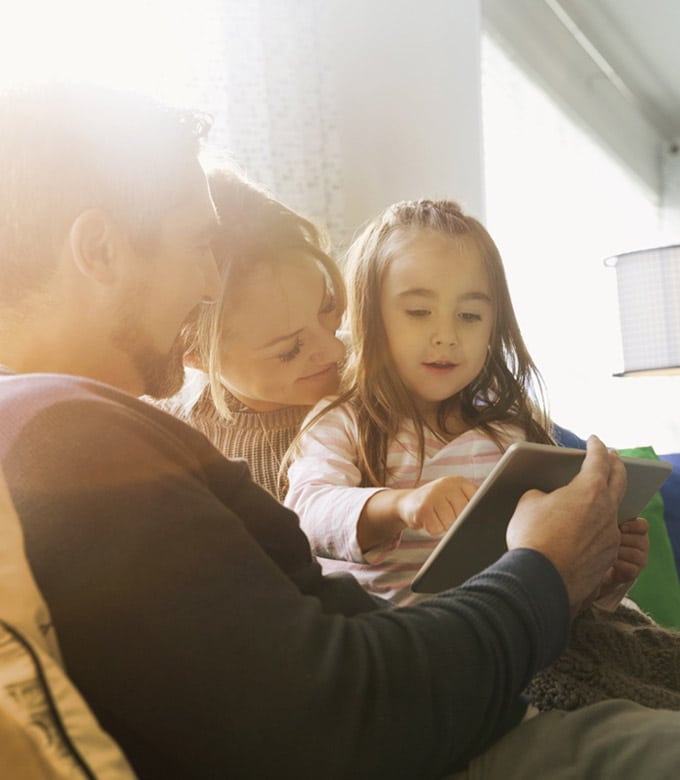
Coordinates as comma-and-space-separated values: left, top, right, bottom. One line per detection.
310, 329, 346, 364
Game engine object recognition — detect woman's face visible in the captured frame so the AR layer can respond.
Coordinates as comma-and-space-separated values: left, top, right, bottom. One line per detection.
219, 252, 345, 411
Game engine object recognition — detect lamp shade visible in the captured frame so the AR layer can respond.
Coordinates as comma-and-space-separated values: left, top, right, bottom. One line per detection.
606, 244, 680, 377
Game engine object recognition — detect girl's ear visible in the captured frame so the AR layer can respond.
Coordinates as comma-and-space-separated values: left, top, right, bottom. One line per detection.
68, 208, 122, 285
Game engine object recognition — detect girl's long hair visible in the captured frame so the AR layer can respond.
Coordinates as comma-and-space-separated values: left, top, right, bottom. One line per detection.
319, 199, 553, 487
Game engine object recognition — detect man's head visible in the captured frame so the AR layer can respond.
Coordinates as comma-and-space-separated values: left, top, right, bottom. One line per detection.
0, 83, 220, 396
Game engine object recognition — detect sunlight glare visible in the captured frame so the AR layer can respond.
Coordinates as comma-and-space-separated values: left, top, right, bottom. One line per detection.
0, 0, 215, 104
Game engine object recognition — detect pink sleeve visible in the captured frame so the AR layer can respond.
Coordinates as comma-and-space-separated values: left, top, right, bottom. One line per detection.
284, 400, 385, 563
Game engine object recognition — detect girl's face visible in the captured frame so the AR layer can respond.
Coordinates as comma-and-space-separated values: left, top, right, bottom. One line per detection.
379, 230, 494, 423
219, 252, 345, 411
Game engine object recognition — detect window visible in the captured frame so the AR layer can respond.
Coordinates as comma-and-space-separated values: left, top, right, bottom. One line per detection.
482, 34, 680, 452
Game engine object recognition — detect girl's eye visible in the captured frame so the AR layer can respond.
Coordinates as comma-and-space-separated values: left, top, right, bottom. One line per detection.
278, 337, 304, 362
406, 309, 431, 318
459, 312, 482, 322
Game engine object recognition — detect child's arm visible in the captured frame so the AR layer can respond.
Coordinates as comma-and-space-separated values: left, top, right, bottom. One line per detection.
287, 401, 480, 557
591, 516, 649, 611
357, 476, 478, 552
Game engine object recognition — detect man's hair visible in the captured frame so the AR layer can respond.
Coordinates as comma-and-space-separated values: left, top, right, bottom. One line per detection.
0, 82, 212, 305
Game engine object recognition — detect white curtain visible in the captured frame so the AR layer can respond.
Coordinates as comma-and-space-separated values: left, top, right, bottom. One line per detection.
181, 0, 345, 239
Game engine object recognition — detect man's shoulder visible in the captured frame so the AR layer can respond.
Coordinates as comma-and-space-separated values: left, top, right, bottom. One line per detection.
0, 372, 232, 466
0, 371, 136, 409
0, 371, 252, 496
0, 372, 171, 435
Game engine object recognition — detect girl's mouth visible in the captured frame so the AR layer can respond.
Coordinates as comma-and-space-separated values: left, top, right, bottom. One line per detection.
423, 361, 458, 374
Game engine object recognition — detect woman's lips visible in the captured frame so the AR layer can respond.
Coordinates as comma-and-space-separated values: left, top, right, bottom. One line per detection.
300, 363, 337, 382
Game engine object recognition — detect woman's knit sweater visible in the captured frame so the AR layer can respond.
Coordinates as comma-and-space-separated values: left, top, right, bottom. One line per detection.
160, 380, 308, 501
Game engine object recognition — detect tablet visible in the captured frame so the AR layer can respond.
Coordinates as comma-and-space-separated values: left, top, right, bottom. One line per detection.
411, 441, 673, 594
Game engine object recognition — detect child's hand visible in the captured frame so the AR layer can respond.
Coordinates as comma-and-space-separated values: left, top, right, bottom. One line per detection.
592, 516, 649, 611
397, 476, 478, 537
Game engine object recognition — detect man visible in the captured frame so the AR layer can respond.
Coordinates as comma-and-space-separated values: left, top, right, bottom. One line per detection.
0, 84, 677, 780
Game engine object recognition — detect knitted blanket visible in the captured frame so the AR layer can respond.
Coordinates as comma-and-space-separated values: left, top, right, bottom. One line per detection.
526, 602, 680, 711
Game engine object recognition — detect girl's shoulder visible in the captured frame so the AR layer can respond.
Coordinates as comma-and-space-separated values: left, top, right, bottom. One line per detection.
294, 396, 361, 459
301, 395, 357, 437
302, 395, 358, 431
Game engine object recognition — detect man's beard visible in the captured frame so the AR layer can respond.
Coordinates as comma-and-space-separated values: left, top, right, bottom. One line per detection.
113, 322, 187, 399
132, 335, 186, 399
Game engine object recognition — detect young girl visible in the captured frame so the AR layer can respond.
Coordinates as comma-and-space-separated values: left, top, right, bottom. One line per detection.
160, 169, 346, 500
285, 199, 648, 607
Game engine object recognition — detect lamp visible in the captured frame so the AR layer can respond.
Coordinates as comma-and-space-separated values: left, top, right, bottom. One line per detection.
606, 244, 680, 377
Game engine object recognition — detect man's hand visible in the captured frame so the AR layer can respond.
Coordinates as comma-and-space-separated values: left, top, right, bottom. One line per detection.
506, 435, 625, 616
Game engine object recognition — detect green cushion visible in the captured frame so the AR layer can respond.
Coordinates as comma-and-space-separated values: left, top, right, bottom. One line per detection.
619, 446, 680, 630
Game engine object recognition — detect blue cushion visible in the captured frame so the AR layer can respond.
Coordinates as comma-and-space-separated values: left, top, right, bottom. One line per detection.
659, 453, 680, 577
552, 424, 587, 450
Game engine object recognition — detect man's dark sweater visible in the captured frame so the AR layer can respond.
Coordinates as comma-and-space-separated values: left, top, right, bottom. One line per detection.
0, 371, 569, 779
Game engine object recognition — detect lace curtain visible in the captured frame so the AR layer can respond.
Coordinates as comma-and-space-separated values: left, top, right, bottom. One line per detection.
177, 0, 345, 240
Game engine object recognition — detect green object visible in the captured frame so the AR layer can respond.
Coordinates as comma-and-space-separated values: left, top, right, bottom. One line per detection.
619, 446, 680, 630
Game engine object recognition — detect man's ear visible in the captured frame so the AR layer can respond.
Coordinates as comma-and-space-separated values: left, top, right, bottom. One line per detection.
184, 347, 205, 370
68, 209, 123, 285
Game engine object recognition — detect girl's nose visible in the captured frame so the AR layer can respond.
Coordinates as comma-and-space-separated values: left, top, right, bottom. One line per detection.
430, 312, 459, 347
431, 329, 457, 347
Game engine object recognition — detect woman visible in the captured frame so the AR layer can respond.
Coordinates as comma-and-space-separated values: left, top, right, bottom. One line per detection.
160, 169, 346, 500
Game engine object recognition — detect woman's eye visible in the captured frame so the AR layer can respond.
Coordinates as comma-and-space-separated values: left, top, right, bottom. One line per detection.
406, 309, 431, 318
278, 337, 304, 362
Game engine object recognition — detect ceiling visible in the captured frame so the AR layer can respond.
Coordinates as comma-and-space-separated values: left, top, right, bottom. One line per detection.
482, 0, 680, 196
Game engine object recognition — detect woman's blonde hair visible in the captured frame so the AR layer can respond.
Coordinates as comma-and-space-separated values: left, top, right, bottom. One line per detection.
325, 198, 553, 486
183, 169, 346, 420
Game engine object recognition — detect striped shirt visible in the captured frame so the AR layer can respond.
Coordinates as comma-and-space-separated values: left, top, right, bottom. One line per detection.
286, 398, 524, 605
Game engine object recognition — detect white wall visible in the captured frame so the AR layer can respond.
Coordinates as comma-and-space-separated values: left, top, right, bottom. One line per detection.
325, 0, 484, 245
